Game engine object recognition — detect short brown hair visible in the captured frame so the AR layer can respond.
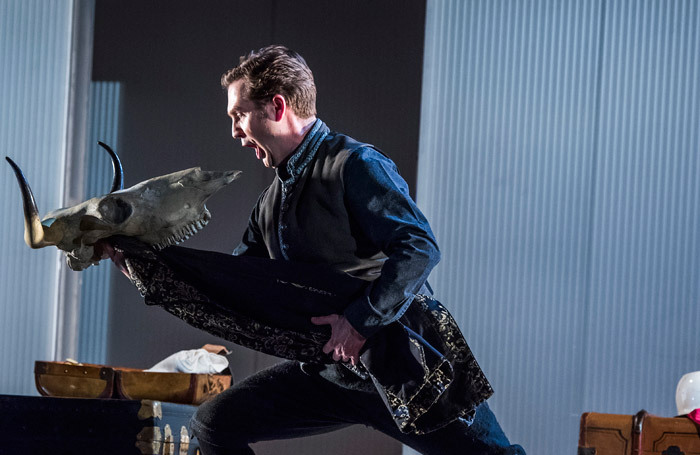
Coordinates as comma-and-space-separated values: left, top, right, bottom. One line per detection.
221, 45, 316, 118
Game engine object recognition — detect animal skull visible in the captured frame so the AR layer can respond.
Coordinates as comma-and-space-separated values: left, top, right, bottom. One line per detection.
7, 143, 241, 270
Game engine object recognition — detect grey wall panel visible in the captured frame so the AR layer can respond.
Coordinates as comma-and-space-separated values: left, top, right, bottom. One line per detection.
583, 0, 700, 416
416, 0, 700, 454
418, 2, 602, 453
77, 81, 121, 364
0, 0, 73, 394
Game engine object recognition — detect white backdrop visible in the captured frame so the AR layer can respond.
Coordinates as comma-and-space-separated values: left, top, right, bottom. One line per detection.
0, 0, 74, 395
411, 0, 700, 453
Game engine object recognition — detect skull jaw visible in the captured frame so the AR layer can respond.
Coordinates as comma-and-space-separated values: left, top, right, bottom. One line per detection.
144, 209, 212, 250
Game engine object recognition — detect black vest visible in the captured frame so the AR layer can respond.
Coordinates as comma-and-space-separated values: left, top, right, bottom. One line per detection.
257, 132, 386, 280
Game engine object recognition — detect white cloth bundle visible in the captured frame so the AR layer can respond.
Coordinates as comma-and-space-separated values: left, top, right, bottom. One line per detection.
146, 348, 229, 374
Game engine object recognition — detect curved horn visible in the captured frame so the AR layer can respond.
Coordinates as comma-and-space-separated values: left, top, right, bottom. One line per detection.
97, 141, 123, 192
5, 157, 50, 248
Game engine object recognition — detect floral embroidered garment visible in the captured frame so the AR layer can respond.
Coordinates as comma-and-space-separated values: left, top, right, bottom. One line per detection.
112, 236, 493, 434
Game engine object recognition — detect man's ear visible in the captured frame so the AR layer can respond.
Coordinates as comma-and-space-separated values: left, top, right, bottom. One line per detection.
271, 94, 286, 121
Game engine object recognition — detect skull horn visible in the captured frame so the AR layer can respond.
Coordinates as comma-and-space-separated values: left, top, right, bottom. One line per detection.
97, 141, 123, 192
5, 157, 51, 248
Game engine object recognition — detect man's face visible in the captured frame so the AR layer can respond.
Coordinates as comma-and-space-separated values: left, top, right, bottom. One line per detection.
226, 79, 279, 168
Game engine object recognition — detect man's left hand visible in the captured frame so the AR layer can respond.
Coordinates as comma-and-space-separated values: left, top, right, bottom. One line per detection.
93, 239, 131, 278
311, 314, 366, 365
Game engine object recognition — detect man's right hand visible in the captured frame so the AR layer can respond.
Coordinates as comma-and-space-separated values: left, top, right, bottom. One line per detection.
310, 314, 367, 366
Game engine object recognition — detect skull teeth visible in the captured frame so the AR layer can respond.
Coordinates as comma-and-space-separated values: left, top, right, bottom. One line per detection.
153, 215, 211, 250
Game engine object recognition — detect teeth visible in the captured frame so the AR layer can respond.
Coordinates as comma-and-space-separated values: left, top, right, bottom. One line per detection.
152, 214, 213, 250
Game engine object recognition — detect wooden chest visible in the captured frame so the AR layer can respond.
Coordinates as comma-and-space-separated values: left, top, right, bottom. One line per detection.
579, 410, 700, 455
34, 360, 231, 405
0, 394, 200, 454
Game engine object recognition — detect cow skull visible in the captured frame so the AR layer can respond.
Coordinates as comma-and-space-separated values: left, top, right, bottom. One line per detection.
6, 143, 241, 270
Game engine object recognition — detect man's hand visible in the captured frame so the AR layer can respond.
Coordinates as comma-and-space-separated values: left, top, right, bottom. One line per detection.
93, 239, 131, 278
311, 314, 366, 365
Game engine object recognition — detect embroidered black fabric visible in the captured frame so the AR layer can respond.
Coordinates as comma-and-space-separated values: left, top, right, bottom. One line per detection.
122, 244, 333, 362
111, 236, 493, 434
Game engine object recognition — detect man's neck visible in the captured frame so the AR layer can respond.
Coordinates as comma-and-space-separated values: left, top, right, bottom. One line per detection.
274, 116, 318, 165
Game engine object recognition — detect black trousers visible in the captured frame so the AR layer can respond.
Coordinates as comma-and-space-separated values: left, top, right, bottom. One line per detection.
190, 361, 525, 455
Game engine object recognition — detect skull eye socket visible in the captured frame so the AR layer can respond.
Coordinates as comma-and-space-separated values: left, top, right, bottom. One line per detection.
97, 197, 132, 224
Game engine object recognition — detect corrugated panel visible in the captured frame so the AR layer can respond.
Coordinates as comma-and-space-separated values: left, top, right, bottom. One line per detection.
77, 81, 121, 364
583, 0, 700, 416
414, 0, 700, 453
0, 0, 74, 395
417, 2, 603, 452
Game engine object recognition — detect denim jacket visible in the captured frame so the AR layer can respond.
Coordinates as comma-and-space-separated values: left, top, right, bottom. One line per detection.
234, 119, 439, 337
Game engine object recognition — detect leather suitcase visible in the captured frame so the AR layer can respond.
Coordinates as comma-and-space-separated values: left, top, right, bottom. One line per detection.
0, 394, 200, 454
34, 360, 231, 405
579, 410, 700, 455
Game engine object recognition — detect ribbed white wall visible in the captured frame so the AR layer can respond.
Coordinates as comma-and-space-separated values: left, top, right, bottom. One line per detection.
583, 0, 700, 415
77, 82, 121, 364
415, 1, 700, 454
0, 0, 74, 395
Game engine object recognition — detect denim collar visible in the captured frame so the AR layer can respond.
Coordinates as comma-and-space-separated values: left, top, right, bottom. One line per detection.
276, 118, 329, 185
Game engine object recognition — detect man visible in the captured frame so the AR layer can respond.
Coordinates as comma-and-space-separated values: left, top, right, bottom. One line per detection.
189, 45, 525, 455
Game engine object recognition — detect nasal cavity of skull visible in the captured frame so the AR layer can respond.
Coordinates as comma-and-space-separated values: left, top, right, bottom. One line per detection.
97, 197, 133, 224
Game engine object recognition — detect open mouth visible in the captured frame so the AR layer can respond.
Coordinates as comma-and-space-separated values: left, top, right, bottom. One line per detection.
242, 141, 263, 161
